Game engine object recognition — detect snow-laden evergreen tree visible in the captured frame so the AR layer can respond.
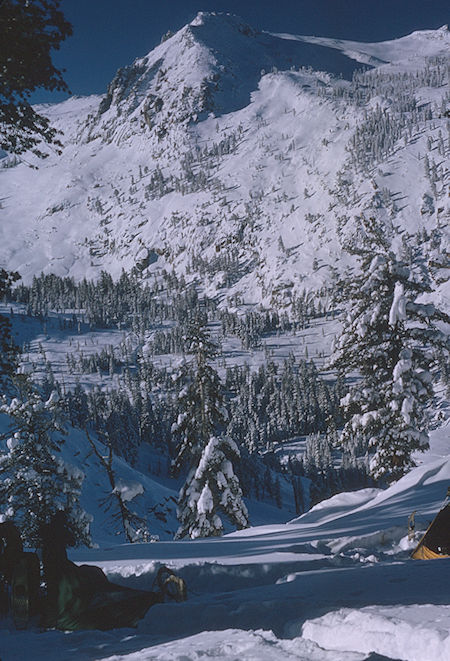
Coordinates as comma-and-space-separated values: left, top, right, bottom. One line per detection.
330, 216, 449, 483
170, 361, 199, 473
172, 314, 248, 537
0, 382, 91, 547
175, 435, 249, 539
171, 313, 226, 475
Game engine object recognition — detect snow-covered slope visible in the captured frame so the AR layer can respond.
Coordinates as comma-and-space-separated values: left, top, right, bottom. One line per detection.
272, 24, 450, 68
1, 13, 448, 311
1, 428, 449, 660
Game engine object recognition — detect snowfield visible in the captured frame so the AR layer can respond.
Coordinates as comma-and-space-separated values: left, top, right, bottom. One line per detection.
1, 428, 449, 660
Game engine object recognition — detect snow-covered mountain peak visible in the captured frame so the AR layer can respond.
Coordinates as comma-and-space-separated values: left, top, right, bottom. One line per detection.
0, 19, 448, 307
189, 10, 257, 35
85, 13, 271, 146
88, 12, 371, 148
410, 23, 449, 40
90, 25, 213, 141
89, 14, 449, 150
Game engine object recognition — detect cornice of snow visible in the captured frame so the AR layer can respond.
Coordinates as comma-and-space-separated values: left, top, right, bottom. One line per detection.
270, 24, 450, 68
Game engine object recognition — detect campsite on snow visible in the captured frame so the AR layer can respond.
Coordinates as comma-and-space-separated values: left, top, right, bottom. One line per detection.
0, 4, 449, 661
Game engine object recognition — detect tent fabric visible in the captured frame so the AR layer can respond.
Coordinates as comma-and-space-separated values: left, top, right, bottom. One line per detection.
53, 560, 163, 631
412, 544, 449, 560
411, 503, 450, 560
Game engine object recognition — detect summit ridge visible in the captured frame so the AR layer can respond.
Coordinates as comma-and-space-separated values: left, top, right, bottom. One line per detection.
0, 14, 448, 314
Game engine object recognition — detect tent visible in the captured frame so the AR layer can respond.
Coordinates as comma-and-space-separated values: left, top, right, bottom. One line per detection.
51, 563, 186, 631
53, 563, 164, 631
411, 502, 450, 560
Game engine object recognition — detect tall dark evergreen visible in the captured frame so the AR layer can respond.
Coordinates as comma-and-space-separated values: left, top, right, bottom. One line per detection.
0, 270, 20, 392
171, 314, 225, 475
0, 0, 72, 157
173, 314, 248, 538
0, 382, 91, 547
330, 216, 449, 483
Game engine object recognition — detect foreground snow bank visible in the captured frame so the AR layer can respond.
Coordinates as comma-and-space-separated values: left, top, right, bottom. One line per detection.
101, 628, 366, 661
302, 604, 450, 661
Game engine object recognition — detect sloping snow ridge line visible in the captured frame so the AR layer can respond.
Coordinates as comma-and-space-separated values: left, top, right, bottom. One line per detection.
100, 629, 367, 661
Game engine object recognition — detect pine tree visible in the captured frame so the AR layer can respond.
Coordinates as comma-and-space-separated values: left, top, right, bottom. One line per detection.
170, 361, 199, 473
0, 270, 20, 393
173, 315, 248, 537
330, 216, 449, 483
0, 383, 91, 547
171, 314, 226, 474
0, 0, 72, 157
65, 380, 89, 428
84, 429, 150, 543
175, 436, 249, 539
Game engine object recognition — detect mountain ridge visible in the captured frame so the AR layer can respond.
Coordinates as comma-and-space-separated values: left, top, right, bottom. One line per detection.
0, 13, 448, 313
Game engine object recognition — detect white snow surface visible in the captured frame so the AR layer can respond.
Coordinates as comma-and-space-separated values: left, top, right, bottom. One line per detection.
1, 427, 449, 660
272, 24, 450, 68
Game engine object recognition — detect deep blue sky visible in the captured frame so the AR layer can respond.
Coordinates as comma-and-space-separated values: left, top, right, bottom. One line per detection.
34, 0, 449, 103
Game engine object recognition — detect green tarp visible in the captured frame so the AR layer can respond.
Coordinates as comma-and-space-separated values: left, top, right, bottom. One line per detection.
53, 561, 163, 631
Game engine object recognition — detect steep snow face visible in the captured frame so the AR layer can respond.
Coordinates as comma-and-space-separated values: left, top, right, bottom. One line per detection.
79, 11, 364, 148
0, 14, 448, 310
90, 11, 365, 140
